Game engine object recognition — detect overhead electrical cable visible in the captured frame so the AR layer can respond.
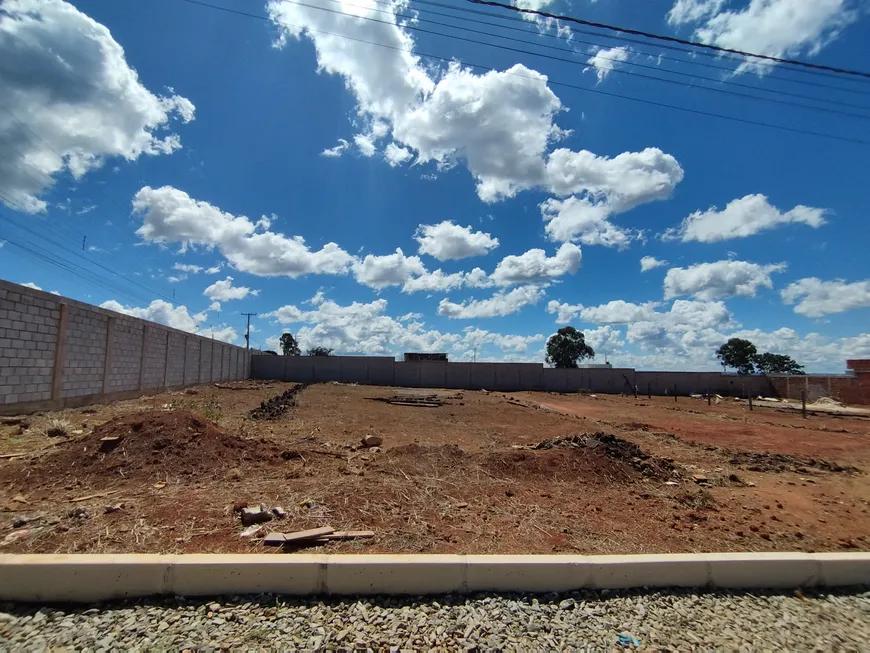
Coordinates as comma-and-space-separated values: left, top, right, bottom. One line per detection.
467, 0, 870, 80
174, 0, 870, 145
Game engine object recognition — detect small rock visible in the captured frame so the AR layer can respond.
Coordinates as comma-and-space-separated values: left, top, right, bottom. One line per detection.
368, 446, 382, 453
240, 505, 273, 526
362, 435, 383, 448
209, 602, 221, 612
67, 507, 90, 520
559, 598, 576, 610
12, 494, 27, 504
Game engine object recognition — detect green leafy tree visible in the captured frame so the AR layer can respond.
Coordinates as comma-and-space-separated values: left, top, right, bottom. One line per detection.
545, 327, 595, 368
307, 346, 334, 357
754, 352, 804, 375
715, 338, 758, 375
279, 333, 300, 356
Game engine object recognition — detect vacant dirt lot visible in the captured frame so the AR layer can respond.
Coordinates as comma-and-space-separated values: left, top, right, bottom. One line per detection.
2, 382, 869, 555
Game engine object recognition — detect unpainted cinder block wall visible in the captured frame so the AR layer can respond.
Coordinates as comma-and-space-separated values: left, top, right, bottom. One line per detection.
0, 279, 252, 415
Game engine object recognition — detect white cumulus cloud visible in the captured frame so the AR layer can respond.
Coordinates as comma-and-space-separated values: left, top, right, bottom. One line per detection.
202, 276, 259, 302
437, 285, 545, 319
491, 243, 581, 286
133, 186, 355, 278
666, 0, 859, 75
780, 277, 870, 317
0, 0, 194, 213
415, 221, 499, 260
640, 256, 668, 272
585, 46, 630, 82
664, 194, 827, 243
664, 260, 786, 300
266, 0, 683, 215
99, 299, 238, 344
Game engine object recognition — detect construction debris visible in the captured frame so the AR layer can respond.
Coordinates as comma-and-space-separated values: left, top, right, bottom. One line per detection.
99, 436, 122, 453
367, 395, 444, 408
362, 435, 383, 448
692, 474, 709, 483
271, 506, 287, 519
103, 503, 125, 514
249, 385, 309, 420
262, 527, 374, 548
263, 526, 335, 546
239, 524, 269, 538
239, 505, 273, 526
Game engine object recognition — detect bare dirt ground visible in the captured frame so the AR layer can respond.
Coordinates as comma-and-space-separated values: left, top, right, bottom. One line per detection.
2, 382, 869, 556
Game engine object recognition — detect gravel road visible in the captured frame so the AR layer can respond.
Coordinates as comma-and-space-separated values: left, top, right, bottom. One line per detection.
2, 588, 868, 651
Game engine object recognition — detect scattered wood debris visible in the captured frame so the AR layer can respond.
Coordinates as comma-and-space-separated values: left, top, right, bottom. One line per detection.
262, 526, 374, 548
366, 395, 444, 408
70, 490, 120, 502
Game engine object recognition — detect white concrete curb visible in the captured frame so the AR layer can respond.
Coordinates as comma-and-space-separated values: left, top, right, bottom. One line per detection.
1, 553, 868, 603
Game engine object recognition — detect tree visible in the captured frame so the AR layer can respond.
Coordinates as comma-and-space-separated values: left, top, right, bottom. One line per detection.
716, 338, 757, 375
279, 333, 300, 356
754, 352, 804, 375
307, 346, 334, 357
545, 327, 595, 368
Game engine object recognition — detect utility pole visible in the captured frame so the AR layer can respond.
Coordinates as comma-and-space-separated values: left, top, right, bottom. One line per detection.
241, 312, 257, 350
82, 236, 86, 251
472, 345, 477, 363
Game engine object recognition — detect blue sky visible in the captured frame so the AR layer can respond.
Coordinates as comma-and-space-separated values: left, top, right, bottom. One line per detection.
1, 0, 869, 370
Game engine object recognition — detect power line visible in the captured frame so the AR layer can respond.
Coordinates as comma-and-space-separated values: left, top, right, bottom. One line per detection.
174, 0, 870, 145
468, 0, 870, 80
422, 0, 870, 89
0, 191, 185, 306
271, 0, 870, 121
402, 0, 870, 103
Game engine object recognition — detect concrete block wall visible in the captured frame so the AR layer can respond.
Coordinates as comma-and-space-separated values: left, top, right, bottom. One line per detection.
254, 354, 800, 399
166, 332, 187, 387
61, 305, 109, 399
142, 327, 168, 388
0, 280, 251, 415
105, 317, 144, 393
0, 288, 60, 404
184, 338, 201, 386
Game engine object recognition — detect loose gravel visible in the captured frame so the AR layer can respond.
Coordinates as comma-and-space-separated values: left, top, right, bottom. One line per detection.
2, 588, 868, 651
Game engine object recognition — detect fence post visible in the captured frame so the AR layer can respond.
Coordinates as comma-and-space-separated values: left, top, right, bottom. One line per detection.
748, 395, 753, 411
101, 317, 115, 395
801, 390, 807, 419
163, 330, 170, 389
50, 303, 69, 402
138, 325, 147, 391
674, 384, 677, 402
707, 388, 711, 406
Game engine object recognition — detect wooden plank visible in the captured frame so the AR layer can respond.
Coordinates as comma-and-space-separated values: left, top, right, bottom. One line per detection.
264, 526, 335, 546
324, 530, 375, 540
70, 490, 121, 502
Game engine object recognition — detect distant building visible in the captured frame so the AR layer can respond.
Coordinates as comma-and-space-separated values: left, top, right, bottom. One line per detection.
404, 352, 448, 362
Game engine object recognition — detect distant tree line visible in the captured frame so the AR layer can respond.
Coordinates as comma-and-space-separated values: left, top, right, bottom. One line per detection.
278, 333, 333, 357
715, 338, 804, 375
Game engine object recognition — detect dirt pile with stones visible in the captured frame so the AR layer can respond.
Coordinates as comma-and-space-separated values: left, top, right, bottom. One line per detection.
7, 411, 285, 486
249, 384, 309, 420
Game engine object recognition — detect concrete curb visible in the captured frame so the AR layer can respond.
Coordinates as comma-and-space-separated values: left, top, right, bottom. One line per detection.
2, 553, 869, 603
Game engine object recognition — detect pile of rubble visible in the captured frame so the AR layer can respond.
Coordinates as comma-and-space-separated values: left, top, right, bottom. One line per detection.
234, 502, 373, 550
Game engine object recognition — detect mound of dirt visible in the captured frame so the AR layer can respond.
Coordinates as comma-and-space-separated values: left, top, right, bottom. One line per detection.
26, 410, 284, 483
249, 384, 309, 420
728, 450, 860, 474
523, 432, 678, 480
